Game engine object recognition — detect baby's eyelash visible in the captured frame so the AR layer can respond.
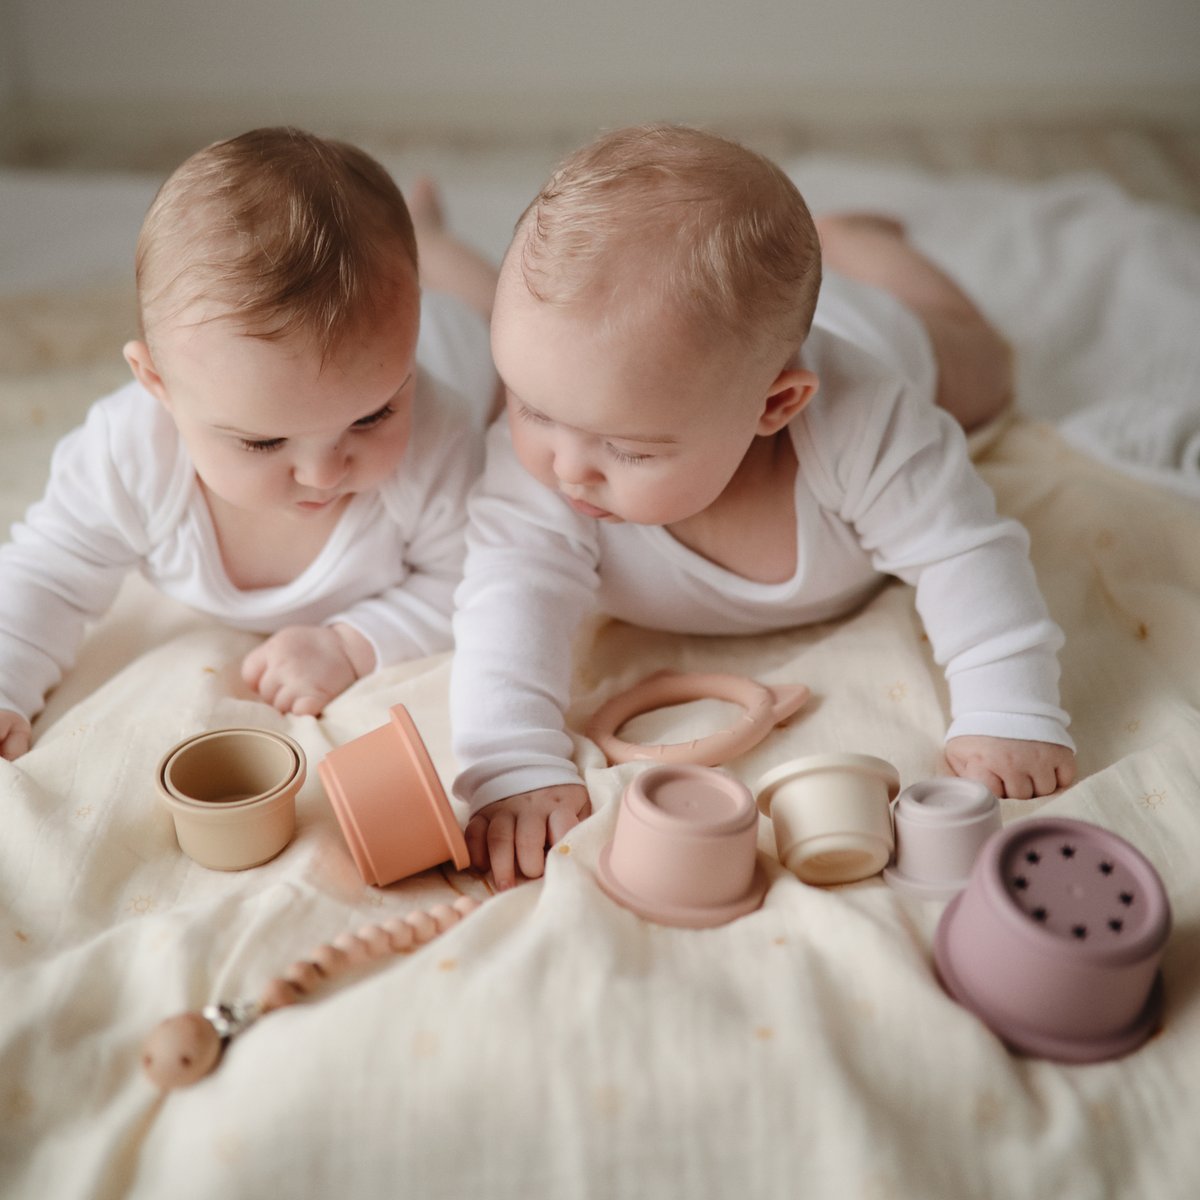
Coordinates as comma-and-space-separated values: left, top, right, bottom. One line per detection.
240, 437, 285, 453
607, 445, 651, 465
515, 401, 650, 463
352, 403, 396, 430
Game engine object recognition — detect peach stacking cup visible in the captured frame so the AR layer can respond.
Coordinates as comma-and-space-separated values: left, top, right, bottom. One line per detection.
157, 728, 305, 870
596, 764, 768, 928
317, 705, 470, 886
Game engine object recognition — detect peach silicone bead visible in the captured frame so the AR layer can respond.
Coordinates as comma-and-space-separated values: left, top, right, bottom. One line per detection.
357, 925, 395, 958
259, 977, 302, 1013
284, 960, 323, 992
332, 932, 373, 967
383, 918, 417, 952
586, 671, 810, 768
311, 943, 348, 975
404, 910, 439, 943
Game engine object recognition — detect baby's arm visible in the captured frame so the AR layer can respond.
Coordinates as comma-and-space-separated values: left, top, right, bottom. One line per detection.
465, 783, 592, 890
241, 624, 375, 716
824, 379, 1074, 783
450, 421, 603, 882
0, 399, 149, 739
945, 735, 1076, 799
0, 711, 32, 761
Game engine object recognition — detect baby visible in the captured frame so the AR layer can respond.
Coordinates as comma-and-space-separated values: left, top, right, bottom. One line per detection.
450, 123, 1077, 888
0, 126, 499, 760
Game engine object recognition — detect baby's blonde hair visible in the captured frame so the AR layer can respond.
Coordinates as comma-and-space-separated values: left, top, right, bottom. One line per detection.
135, 127, 417, 360
516, 124, 821, 357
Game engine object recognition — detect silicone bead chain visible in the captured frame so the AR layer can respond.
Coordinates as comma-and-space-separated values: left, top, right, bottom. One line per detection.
141, 895, 482, 1091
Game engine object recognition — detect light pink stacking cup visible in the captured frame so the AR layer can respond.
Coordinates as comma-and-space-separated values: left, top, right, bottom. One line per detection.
596, 765, 768, 928
884, 778, 1002, 901
934, 816, 1171, 1062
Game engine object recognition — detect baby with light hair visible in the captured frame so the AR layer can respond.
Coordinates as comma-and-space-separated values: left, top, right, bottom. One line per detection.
0, 126, 499, 759
450, 123, 1077, 888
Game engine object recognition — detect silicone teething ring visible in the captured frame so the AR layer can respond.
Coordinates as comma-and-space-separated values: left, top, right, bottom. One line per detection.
585, 671, 810, 767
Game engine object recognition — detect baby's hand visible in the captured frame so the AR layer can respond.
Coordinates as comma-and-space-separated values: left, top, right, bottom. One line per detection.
241, 624, 375, 717
0, 710, 32, 761
465, 784, 592, 890
944, 735, 1077, 800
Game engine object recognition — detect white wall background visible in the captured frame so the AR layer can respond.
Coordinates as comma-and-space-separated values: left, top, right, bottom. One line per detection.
5, 0, 1199, 154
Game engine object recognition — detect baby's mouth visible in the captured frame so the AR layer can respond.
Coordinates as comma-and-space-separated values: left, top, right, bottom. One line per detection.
562, 494, 612, 519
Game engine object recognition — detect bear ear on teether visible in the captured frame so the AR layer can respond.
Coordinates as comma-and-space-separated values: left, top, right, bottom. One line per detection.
141, 1012, 223, 1091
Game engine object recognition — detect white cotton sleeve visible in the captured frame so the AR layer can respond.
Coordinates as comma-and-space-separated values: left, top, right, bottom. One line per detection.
799, 377, 1073, 749
449, 422, 601, 815
0, 396, 161, 719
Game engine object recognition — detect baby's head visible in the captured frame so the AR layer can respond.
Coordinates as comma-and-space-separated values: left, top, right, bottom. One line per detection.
133, 125, 419, 357
124, 128, 422, 522
492, 123, 822, 527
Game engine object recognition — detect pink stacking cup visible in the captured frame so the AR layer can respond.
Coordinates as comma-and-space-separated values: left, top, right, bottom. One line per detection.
596, 764, 768, 928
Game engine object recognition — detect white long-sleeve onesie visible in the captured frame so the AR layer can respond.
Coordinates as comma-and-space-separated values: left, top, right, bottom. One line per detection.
0, 292, 495, 721
450, 274, 1072, 814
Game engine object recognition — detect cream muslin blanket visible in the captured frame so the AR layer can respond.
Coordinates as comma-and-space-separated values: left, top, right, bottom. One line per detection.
1, 158, 1198, 1199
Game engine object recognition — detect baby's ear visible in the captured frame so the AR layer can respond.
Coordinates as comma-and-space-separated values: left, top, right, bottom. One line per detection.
757, 368, 818, 436
123, 340, 168, 404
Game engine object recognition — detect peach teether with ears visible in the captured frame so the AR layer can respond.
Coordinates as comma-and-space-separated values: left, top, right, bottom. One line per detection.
586, 671, 810, 768
141, 895, 483, 1090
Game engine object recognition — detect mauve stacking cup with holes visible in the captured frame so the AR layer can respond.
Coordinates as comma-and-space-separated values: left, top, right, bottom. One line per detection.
934, 817, 1171, 1062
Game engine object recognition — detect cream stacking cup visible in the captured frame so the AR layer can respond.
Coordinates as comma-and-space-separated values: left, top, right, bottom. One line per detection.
755, 753, 900, 886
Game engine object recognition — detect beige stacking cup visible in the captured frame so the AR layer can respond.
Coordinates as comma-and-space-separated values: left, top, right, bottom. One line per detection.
157, 728, 305, 870
756, 753, 900, 885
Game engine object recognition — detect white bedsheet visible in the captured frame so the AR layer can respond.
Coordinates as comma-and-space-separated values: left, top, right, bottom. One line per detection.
1, 156, 1199, 1200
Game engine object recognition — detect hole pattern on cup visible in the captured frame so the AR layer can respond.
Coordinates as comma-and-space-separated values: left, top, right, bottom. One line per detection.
1003, 833, 1144, 940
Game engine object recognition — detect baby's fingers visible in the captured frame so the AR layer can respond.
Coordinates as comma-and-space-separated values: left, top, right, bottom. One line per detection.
465, 814, 491, 872
1000, 771, 1035, 801
486, 809, 519, 890
1, 723, 31, 761
514, 810, 550, 881
547, 802, 587, 846
241, 643, 270, 689
949, 758, 1005, 800
285, 688, 327, 717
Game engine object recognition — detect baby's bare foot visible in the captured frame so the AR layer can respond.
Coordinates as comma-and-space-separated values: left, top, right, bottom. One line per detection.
816, 212, 907, 243
407, 176, 446, 233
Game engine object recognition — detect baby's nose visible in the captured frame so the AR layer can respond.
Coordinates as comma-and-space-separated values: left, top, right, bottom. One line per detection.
553, 440, 602, 486
296, 445, 349, 490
